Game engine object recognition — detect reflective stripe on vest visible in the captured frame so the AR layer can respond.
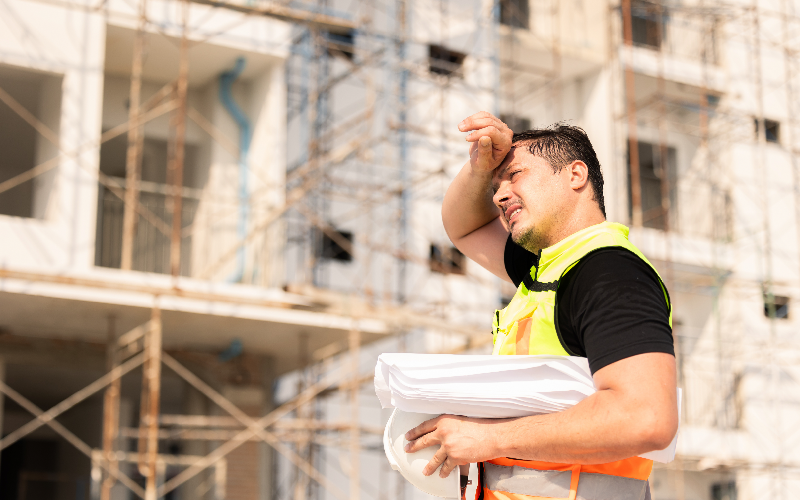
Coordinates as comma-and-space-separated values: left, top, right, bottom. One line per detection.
482, 462, 652, 500
482, 222, 670, 500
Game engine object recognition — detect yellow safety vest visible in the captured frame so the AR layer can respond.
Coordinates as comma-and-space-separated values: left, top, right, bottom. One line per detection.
480, 221, 671, 500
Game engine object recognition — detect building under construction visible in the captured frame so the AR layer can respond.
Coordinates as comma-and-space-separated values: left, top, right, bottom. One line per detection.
0, 0, 797, 499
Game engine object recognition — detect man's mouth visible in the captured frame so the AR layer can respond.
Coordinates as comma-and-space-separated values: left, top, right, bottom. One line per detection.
504, 205, 523, 225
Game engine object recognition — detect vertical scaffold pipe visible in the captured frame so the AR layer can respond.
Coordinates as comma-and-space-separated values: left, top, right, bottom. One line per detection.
396, 0, 409, 303
219, 57, 252, 283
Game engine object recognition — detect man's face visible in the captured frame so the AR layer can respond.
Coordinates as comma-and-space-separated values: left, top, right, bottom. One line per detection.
491, 145, 567, 252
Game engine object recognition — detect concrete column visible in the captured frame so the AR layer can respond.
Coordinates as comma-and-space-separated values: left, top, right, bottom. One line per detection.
57, 9, 106, 269
191, 79, 241, 281
32, 73, 63, 221
259, 355, 275, 500
249, 63, 286, 288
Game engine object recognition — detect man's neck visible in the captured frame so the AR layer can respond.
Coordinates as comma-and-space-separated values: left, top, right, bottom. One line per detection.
539, 211, 606, 254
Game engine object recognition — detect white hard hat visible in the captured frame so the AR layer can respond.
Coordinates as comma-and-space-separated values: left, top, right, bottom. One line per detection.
383, 409, 461, 499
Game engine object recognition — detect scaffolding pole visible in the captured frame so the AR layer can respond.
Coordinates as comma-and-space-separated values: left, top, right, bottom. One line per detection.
169, 0, 190, 278
121, 0, 147, 270
621, 0, 643, 227
101, 315, 120, 500
138, 306, 163, 500
349, 319, 361, 500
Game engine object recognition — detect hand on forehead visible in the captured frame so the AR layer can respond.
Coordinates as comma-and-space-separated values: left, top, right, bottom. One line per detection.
494, 144, 524, 176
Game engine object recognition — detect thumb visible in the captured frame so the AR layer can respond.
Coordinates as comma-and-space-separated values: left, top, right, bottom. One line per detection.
478, 136, 493, 165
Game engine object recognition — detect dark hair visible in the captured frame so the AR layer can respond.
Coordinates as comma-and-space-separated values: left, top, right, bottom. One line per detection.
512, 124, 606, 218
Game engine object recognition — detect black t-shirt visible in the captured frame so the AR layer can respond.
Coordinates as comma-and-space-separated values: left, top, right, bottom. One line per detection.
504, 235, 674, 374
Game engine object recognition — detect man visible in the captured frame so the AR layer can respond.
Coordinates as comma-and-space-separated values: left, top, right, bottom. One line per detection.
404, 112, 677, 500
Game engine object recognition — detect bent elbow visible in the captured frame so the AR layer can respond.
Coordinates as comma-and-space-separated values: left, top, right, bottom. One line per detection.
637, 415, 678, 452
645, 425, 678, 452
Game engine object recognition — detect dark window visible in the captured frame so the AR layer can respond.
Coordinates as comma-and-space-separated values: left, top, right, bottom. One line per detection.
754, 118, 780, 144
500, 0, 529, 29
764, 294, 789, 320
711, 481, 737, 500
0, 439, 61, 500
95, 134, 199, 275
320, 229, 353, 262
629, 1, 665, 50
500, 114, 531, 133
429, 45, 467, 77
0, 64, 62, 219
326, 30, 355, 60
627, 140, 677, 230
430, 244, 466, 275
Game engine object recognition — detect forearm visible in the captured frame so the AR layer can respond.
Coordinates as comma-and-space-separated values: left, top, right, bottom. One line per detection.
442, 160, 500, 243
490, 388, 677, 464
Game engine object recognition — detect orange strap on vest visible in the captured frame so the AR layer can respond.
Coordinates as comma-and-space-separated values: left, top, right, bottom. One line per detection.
476, 457, 652, 500
489, 457, 652, 481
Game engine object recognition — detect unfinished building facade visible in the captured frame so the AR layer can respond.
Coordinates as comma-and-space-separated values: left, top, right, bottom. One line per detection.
276, 1, 800, 500
1, 0, 800, 499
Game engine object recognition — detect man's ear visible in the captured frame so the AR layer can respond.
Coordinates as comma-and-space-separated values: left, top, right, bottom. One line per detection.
567, 160, 589, 191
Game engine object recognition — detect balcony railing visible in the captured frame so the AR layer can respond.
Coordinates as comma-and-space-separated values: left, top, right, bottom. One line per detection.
95, 179, 198, 276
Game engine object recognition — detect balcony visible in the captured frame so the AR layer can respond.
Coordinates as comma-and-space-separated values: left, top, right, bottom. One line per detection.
95, 179, 198, 276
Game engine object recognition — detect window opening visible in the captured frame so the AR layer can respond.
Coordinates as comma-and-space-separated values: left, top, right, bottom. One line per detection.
319, 229, 353, 262
500, 0, 529, 29
711, 481, 737, 500
630, 1, 665, 50
0, 64, 62, 219
764, 294, 789, 320
96, 134, 199, 275
430, 244, 466, 275
429, 45, 467, 78
754, 118, 780, 144
326, 30, 356, 60
0, 439, 61, 499
627, 140, 677, 230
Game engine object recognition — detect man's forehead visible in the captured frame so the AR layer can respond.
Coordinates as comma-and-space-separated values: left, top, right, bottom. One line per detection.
494, 145, 527, 177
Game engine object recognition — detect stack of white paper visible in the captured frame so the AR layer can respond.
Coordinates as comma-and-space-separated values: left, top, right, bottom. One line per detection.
374, 353, 680, 463
375, 353, 595, 418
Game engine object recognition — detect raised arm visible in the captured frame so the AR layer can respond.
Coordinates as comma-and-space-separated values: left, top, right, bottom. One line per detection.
442, 112, 514, 282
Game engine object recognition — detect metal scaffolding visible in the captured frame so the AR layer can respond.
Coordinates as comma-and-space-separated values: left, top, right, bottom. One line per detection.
1, 0, 800, 499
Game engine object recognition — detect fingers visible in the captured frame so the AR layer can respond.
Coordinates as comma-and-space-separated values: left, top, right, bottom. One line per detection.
423, 446, 448, 476
465, 125, 510, 147
478, 136, 493, 165
459, 111, 506, 133
405, 432, 439, 453
405, 416, 439, 441
439, 456, 459, 478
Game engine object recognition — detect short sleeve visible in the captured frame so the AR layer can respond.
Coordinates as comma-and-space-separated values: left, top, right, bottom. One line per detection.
556, 248, 674, 374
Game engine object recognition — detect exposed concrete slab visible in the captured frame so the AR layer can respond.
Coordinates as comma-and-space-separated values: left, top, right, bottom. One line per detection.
0, 267, 388, 375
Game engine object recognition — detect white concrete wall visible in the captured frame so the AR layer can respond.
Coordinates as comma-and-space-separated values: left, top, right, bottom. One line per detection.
0, 0, 290, 284
0, 0, 105, 270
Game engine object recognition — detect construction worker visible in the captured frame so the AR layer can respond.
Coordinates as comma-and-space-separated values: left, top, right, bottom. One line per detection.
404, 112, 677, 500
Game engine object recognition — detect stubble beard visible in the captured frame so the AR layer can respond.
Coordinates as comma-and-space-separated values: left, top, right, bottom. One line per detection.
511, 223, 545, 254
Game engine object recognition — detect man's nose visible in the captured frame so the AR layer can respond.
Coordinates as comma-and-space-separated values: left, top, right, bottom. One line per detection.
493, 183, 510, 206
